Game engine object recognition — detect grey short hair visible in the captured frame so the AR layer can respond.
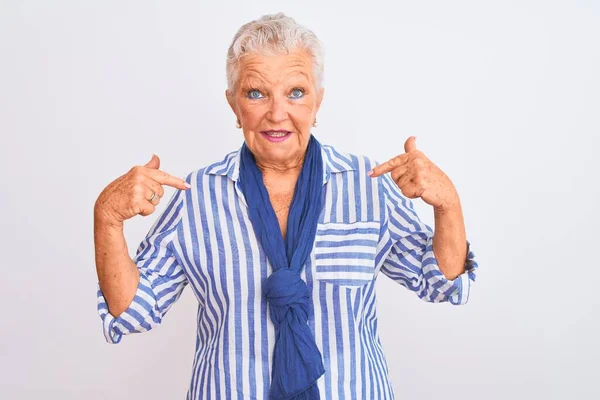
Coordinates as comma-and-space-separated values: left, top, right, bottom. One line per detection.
226, 13, 324, 93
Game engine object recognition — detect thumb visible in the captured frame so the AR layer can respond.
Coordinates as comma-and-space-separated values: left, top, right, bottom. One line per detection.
144, 154, 160, 169
404, 136, 417, 153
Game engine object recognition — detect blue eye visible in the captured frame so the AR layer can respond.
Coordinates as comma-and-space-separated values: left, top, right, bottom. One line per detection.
247, 89, 264, 99
289, 88, 305, 99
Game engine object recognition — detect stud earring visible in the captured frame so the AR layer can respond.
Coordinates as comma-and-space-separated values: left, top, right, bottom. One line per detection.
236, 120, 242, 129
312, 118, 318, 127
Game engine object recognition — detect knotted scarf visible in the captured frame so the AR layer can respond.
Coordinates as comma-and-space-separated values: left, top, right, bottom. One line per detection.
238, 134, 325, 399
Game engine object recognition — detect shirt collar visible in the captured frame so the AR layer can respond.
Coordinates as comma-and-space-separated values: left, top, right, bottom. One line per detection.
204, 139, 355, 185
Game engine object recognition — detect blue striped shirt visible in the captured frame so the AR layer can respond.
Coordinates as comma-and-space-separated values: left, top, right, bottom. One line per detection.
97, 142, 478, 399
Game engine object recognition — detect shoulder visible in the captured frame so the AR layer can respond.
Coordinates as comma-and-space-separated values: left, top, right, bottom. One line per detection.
322, 143, 401, 202
182, 148, 240, 185
321, 142, 381, 175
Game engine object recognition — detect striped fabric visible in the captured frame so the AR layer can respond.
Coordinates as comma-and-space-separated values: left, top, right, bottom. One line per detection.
97, 141, 478, 399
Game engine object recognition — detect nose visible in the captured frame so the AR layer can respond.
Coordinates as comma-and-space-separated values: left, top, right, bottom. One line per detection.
267, 95, 288, 124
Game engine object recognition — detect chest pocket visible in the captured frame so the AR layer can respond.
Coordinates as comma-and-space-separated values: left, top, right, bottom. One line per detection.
313, 220, 380, 287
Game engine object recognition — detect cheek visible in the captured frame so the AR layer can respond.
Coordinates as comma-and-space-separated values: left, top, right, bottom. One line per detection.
289, 102, 314, 125
239, 104, 266, 125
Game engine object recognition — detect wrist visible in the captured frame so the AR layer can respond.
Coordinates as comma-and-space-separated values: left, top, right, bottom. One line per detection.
433, 194, 461, 214
434, 202, 462, 215
94, 206, 123, 231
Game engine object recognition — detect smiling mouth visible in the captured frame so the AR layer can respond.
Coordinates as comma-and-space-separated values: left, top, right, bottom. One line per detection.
261, 130, 292, 138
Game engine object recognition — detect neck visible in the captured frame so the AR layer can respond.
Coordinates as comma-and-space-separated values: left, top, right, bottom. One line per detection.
256, 156, 304, 193
256, 153, 304, 178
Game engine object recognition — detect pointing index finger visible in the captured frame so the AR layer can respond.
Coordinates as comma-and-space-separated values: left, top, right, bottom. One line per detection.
148, 169, 191, 190
368, 154, 408, 178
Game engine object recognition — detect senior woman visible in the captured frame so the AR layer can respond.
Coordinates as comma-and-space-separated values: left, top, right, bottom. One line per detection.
94, 13, 478, 400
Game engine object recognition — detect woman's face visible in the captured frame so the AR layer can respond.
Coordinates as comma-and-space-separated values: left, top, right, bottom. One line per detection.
226, 49, 324, 169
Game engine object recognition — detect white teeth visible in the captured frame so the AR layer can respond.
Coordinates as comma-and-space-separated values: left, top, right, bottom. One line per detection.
266, 132, 288, 137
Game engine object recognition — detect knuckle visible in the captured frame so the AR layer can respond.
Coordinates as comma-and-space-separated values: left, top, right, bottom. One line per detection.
134, 172, 145, 183
128, 198, 138, 210
132, 184, 144, 196
142, 205, 155, 216
403, 189, 417, 199
131, 203, 141, 215
129, 194, 142, 206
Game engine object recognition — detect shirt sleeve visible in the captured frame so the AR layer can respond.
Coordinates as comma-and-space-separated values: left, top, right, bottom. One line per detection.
96, 187, 189, 344
377, 173, 478, 305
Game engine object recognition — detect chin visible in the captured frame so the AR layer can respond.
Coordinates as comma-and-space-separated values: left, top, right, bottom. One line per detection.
248, 132, 309, 164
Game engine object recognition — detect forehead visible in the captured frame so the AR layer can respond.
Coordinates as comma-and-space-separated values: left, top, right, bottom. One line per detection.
238, 49, 313, 83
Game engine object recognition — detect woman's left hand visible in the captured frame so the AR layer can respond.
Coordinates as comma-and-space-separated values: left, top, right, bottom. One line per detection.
368, 136, 460, 211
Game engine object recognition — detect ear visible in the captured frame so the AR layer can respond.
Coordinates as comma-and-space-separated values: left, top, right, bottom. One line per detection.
225, 89, 237, 116
315, 87, 325, 113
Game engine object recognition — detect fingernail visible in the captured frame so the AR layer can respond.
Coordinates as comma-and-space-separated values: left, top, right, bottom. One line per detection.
367, 170, 373, 176
185, 182, 191, 188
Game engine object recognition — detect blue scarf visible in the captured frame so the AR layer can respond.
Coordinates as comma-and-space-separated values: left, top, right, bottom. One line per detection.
238, 134, 325, 400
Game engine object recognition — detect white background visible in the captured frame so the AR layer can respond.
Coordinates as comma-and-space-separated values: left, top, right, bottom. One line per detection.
1, 1, 598, 399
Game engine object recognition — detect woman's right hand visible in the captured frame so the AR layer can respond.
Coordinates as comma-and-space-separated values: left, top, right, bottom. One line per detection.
94, 154, 190, 227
